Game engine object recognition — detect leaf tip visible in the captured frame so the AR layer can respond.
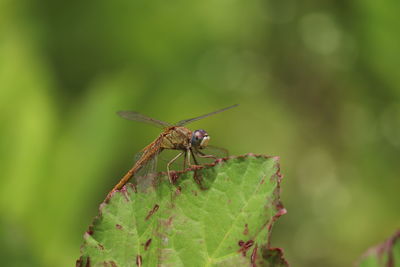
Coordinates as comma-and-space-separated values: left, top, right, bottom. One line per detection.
357, 229, 400, 267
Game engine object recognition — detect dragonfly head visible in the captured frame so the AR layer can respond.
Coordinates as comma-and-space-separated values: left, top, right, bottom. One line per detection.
191, 129, 210, 149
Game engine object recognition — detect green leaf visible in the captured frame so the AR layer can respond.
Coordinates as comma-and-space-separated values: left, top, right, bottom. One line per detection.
357, 230, 400, 267
77, 154, 287, 267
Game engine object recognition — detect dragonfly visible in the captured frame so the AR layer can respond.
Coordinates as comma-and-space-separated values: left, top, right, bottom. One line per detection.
106, 104, 238, 201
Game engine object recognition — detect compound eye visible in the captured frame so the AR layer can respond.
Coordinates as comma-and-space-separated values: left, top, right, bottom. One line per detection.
191, 129, 209, 148
200, 135, 210, 148
195, 131, 203, 139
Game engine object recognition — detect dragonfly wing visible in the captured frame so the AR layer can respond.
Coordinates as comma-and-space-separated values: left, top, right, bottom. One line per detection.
175, 104, 238, 126
202, 145, 229, 157
133, 136, 165, 191
133, 150, 160, 191
117, 111, 171, 128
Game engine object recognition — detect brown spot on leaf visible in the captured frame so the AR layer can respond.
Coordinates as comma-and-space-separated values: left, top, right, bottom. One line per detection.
75, 256, 84, 267
170, 171, 179, 183
260, 175, 266, 185
175, 186, 182, 195
76, 256, 91, 267
102, 261, 117, 267
251, 244, 258, 267
243, 224, 249, 235
238, 240, 254, 256
145, 204, 159, 221
115, 224, 123, 230
98, 243, 104, 250
162, 216, 174, 227
136, 255, 142, 267
120, 187, 130, 202
193, 170, 203, 185
87, 225, 94, 235
144, 238, 152, 250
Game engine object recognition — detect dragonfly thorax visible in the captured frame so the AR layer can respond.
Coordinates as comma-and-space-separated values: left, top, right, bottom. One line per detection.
191, 129, 210, 149
158, 126, 191, 150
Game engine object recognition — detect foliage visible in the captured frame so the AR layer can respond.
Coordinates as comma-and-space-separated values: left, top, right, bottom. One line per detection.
358, 230, 400, 267
77, 155, 287, 266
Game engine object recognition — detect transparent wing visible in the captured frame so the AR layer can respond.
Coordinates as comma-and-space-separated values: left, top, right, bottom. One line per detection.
176, 104, 239, 126
132, 150, 160, 192
202, 145, 229, 158
117, 111, 171, 128
158, 150, 187, 170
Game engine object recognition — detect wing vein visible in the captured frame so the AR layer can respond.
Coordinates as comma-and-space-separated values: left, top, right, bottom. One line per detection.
117, 111, 171, 128
176, 104, 238, 126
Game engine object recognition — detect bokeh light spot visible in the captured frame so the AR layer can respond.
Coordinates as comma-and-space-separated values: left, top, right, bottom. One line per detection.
299, 13, 342, 55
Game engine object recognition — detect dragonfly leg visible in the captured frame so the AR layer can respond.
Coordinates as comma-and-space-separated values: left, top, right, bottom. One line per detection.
189, 148, 205, 187
187, 148, 194, 166
183, 148, 193, 169
194, 149, 218, 160
190, 148, 200, 165
183, 151, 187, 169
167, 151, 183, 183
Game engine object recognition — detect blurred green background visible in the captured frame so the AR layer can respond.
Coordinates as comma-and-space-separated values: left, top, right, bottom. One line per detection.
1, 0, 399, 266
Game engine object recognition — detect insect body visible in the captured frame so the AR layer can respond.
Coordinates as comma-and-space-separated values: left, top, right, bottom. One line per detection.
106, 104, 237, 201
